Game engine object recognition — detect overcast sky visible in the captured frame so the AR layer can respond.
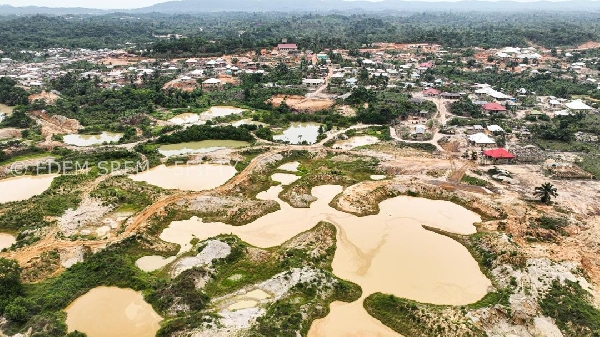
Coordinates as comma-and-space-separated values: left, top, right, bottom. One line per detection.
0, 0, 570, 10
0, 0, 165, 9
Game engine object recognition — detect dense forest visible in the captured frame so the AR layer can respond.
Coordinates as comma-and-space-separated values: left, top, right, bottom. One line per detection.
0, 78, 29, 106
46, 72, 205, 127
156, 125, 254, 144
429, 67, 598, 98
150, 12, 600, 56
0, 12, 599, 57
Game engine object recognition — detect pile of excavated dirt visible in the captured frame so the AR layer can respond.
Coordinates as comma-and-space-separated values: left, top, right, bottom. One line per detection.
268, 94, 334, 112
0, 128, 21, 140
281, 222, 334, 259
58, 198, 114, 236
194, 267, 334, 336
494, 164, 600, 217
29, 110, 81, 141
162, 79, 201, 92
170, 240, 231, 278
60, 246, 86, 268
28, 91, 60, 105
465, 254, 588, 336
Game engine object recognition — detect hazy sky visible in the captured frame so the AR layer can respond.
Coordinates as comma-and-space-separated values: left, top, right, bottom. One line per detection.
0, 0, 569, 10
0, 0, 166, 9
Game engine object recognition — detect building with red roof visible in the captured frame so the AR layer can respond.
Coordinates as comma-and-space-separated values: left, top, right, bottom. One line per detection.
483, 148, 515, 163
482, 102, 507, 113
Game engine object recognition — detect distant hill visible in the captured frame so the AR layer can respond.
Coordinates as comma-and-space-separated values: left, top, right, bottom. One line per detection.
0, 5, 107, 15
0, 0, 599, 15
134, 0, 600, 13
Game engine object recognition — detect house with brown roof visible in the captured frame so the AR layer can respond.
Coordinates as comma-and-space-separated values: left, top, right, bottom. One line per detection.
277, 44, 298, 52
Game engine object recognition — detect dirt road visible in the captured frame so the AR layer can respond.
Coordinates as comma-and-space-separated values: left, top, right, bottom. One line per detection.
388, 92, 452, 152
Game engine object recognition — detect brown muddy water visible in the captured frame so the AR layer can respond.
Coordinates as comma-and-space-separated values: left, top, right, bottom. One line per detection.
278, 161, 300, 172
0, 175, 56, 204
168, 112, 202, 125
0, 233, 16, 250
63, 132, 122, 146
273, 122, 322, 144
135, 255, 176, 272
201, 106, 245, 119
158, 184, 491, 336
128, 164, 236, 191
65, 287, 162, 337
271, 173, 301, 185
158, 140, 250, 157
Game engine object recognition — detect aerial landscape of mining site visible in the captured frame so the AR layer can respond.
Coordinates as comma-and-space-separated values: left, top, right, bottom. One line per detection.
0, 0, 600, 336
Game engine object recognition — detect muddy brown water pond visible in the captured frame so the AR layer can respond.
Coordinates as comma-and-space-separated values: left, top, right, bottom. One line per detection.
159, 184, 491, 336
271, 173, 300, 185
63, 132, 122, 147
65, 286, 162, 337
128, 164, 237, 191
168, 107, 245, 125
273, 122, 322, 145
0, 233, 16, 250
135, 255, 176, 272
0, 104, 13, 123
278, 161, 300, 172
0, 175, 56, 204
226, 289, 272, 311
201, 106, 245, 119
158, 140, 250, 157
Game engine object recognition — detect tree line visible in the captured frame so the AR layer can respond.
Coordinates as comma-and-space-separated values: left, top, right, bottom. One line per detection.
1, 12, 599, 58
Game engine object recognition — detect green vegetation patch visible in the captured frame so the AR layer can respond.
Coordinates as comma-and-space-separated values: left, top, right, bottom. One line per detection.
90, 176, 169, 212
156, 222, 361, 335
0, 235, 178, 336
395, 141, 438, 153
461, 174, 489, 187
540, 280, 600, 336
279, 154, 379, 207
363, 293, 485, 337
156, 125, 254, 144
577, 154, 600, 178
0, 174, 93, 237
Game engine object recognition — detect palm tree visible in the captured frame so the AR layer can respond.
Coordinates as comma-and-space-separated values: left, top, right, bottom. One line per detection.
534, 183, 558, 204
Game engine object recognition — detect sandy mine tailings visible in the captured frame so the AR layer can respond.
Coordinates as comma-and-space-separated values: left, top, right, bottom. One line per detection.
28, 91, 60, 105
29, 110, 81, 143
0, 128, 21, 140
98, 57, 143, 66
268, 94, 334, 112
573, 41, 600, 50
162, 79, 200, 92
